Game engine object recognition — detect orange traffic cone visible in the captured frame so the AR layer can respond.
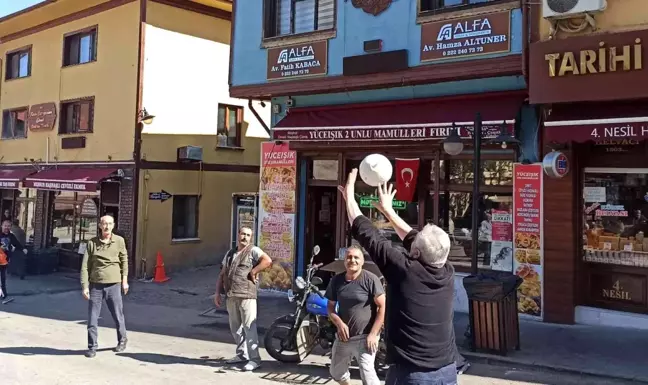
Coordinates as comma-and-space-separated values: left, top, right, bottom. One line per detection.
153, 252, 170, 283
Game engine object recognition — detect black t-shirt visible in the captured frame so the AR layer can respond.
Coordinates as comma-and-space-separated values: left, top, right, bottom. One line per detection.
351, 216, 458, 370
325, 269, 384, 338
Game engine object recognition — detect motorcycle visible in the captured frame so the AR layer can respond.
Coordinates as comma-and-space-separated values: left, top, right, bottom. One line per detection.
264, 245, 388, 373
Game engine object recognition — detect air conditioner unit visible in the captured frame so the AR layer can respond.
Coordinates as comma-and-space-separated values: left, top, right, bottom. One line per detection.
177, 145, 203, 162
543, 0, 606, 19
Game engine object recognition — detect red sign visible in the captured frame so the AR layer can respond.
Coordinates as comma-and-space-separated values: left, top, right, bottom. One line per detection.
513, 164, 543, 239
273, 123, 512, 142
394, 158, 420, 202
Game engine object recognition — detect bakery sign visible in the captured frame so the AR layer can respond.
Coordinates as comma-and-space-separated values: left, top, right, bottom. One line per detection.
420, 10, 511, 62
273, 122, 513, 141
267, 40, 328, 80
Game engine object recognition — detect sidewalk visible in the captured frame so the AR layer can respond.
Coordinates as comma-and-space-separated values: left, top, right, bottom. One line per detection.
2, 271, 79, 296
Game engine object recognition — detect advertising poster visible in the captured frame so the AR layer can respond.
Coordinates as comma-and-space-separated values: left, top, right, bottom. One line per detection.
258, 142, 297, 292
231, 194, 258, 249
490, 209, 514, 272
513, 163, 544, 318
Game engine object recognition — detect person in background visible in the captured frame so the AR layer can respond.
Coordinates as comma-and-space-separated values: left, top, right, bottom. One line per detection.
11, 220, 26, 247
325, 245, 385, 385
339, 169, 466, 385
0, 220, 28, 299
214, 226, 272, 372
2, 209, 11, 222
81, 215, 129, 359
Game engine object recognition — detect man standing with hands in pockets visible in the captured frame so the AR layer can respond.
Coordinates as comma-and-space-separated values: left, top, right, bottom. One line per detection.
325, 245, 385, 385
81, 215, 129, 358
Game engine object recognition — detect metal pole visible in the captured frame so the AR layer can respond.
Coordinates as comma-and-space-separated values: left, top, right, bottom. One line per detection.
471, 113, 482, 275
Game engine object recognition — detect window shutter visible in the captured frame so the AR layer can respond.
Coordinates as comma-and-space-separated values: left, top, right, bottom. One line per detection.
294, 0, 316, 34
317, 0, 335, 30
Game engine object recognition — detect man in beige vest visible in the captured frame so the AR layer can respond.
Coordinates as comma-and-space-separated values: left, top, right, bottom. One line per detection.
215, 226, 272, 371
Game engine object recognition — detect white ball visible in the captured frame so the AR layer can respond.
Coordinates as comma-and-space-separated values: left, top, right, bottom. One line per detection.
359, 154, 392, 187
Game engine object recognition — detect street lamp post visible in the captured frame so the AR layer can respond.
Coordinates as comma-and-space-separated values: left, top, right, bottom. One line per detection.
443, 112, 519, 275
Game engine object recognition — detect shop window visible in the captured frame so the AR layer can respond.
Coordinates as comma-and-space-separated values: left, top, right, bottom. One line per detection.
263, 0, 335, 38
51, 191, 99, 249
311, 159, 338, 181
59, 98, 94, 134
172, 195, 199, 239
426, 191, 512, 270
217, 104, 242, 147
419, 0, 496, 13
15, 188, 37, 244
1, 108, 28, 140
582, 169, 648, 267
5, 46, 31, 80
63, 27, 97, 66
431, 159, 513, 186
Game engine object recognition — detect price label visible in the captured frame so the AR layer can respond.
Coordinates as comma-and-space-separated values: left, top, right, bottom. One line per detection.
603, 242, 612, 250
623, 243, 634, 251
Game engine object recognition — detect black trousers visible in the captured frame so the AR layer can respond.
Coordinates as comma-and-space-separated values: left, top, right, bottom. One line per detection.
0, 265, 7, 297
87, 283, 127, 350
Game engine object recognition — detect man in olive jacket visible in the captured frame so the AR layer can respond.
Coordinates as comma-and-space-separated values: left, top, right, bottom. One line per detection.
81, 215, 129, 358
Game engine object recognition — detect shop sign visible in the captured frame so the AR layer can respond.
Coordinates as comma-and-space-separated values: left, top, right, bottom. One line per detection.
595, 204, 628, 217
267, 40, 328, 81
530, 29, 648, 104
149, 190, 172, 202
273, 123, 510, 142
0, 181, 18, 188
512, 163, 544, 319
590, 273, 646, 306
28, 103, 57, 131
258, 142, 297, 292
542, 151, 569, 178
358, 195, 406, 210
420, 10, 511, 62
25, 180, 95, 192
81, 199, 98, 217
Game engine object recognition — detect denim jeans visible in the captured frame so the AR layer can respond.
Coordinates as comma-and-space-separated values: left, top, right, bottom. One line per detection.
87, 283, 127, 350
385, 362, 457, 385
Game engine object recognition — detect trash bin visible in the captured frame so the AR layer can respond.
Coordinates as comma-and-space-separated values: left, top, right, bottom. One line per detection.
463, 271, 522, 355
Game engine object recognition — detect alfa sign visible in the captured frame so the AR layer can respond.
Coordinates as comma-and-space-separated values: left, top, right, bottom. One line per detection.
267, 40, 328, 80
420, 10, 511, 62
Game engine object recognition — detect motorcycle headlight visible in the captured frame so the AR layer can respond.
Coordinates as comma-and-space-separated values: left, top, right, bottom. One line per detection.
295, 276, 306, 290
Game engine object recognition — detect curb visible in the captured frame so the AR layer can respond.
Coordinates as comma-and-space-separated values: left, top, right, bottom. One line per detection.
460, 351, 648, 383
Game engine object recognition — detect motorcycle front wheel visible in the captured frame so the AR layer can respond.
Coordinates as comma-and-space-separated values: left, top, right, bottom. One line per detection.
264, 318, 301, 363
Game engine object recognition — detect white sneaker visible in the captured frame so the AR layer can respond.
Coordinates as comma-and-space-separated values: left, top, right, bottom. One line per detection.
225, 356, 247, 365
242, 361, 260, 372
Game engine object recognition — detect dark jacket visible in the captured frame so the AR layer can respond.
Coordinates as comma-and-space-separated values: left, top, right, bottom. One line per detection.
351, 216, 457, 370
223, 247, 258, 299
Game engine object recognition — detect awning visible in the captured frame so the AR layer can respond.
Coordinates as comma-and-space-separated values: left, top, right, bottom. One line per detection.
273, 91, 525, 142
0, 168, 35, 189
544, 101, 648, 143
24, 168, 118, 192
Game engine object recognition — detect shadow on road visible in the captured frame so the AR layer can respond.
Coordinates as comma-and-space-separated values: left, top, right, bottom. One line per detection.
0, 346, 112, 356
117, 351, 334, 384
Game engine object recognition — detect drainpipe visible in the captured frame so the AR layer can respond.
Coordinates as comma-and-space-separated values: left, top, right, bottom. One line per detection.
248, 99, 272, 137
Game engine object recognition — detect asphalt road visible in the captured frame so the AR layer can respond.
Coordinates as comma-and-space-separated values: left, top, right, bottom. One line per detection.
0, 292, 638, 385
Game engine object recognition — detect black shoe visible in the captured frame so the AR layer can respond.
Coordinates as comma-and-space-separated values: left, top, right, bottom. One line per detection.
115, 340, 127, 353
85, 350, 97, 358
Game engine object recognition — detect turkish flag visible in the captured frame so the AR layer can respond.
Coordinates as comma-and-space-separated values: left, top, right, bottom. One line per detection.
395, 158, 420, 202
